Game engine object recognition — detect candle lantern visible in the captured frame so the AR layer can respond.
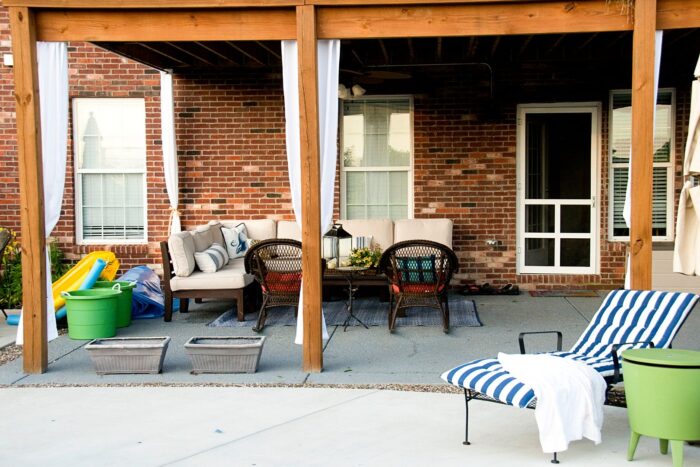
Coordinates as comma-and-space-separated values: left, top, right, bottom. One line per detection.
323, 223, 352, 267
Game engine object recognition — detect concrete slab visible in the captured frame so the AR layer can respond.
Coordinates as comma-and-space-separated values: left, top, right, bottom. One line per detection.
0, 309, 19, 348
3, 386, 698, 467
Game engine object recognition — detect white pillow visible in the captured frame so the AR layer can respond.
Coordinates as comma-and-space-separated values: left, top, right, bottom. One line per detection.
352, 235, 373, 249
194, 243, 228, 273
221, 223, 250, 259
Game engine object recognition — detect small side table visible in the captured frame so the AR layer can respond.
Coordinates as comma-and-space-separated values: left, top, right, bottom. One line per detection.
327, 266, 371, 331
622, 348, 700, 467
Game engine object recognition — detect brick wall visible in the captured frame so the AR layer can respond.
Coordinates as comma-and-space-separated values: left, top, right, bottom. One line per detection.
0, 9, 690, 288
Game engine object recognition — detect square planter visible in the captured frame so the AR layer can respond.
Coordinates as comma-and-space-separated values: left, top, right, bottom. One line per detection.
85, 337, 170, 375
185, 336, 265, 374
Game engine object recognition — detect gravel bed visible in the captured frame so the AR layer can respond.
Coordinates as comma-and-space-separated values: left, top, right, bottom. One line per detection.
0, 328, 68, 367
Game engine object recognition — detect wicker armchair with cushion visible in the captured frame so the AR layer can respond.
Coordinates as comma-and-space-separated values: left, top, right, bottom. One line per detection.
244, 239, 304, 332
379, 240, 459, 333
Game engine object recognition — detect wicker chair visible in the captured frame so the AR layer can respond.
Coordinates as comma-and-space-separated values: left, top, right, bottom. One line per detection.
244, 239, 304, 332
0, 229, 11, 319
379, 240, 459, 333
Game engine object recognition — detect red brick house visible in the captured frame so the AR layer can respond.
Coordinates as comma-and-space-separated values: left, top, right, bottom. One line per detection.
1, 8, 698, 291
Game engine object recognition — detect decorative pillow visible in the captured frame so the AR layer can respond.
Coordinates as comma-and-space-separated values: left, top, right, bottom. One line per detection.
208, 221, 225, 246
192, 225, 213, 252
396, 255, 437, 283
352, 235, 373, 249
221, 223, 250, 259
194, 243, 228, 273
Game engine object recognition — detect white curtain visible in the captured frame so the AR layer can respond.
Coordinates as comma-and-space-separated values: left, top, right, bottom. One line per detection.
624, 31, 663, 289
17, 42, 68, 345
282, 40, 340, 345
673, 53, 700, 274
160, 71, 181, 234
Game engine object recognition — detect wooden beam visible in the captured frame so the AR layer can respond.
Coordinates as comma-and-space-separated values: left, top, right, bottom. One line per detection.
194, 41, 241, 65
657, 0, 700, 30
317, 2, 633, 39
8, 7, 48, 373
165, 42, 216, 66
138, 43, 189, 66
297, 4, 323, 373
3, 0, 301, 7
35, 9, 296, 42
225, 41, 265, 65
436, 37, 442, 61
629, 0, 656, 290
379, 39, 390, 63
256, 41, 282, 60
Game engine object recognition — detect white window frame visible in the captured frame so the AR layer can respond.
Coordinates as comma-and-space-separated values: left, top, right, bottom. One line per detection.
340, 95, 414, 220
73, 98, 148, 245
516, 102, 602, 275
608, 88, 675, 242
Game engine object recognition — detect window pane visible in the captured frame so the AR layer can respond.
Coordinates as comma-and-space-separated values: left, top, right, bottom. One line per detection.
74, 98, 146, 170
612, 167, 629, 237
561, 205, 591, 233
561, 239, 590, 267
611, 90, 673, 164
612, 166, 669, 237
103, 174, 125, 207
525, 238, 554, 266
342, 98, 412, 221
525, 205, 554, 233
82, 174, 102, 208
125, 174, 144, 207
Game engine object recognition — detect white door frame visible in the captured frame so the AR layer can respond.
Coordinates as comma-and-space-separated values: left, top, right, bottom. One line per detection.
516, 102, 602, 275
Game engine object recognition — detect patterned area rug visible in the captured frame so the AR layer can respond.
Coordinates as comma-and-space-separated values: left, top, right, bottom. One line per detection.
208, 296, 482, 328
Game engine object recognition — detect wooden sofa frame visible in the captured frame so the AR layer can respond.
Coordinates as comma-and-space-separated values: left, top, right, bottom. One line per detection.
160, 241, 250, 322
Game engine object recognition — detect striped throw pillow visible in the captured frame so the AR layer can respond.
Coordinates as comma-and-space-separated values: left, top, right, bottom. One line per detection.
194, 243, 228, 273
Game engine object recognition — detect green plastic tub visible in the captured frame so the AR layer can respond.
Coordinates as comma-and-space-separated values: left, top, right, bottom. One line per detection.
61, 288, 121, 340
623, 348, 700, 467
94, 281, 136, 328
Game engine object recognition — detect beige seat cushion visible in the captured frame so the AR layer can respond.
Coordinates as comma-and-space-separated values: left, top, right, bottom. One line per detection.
207, 221, 225, 246
339, 219, 394, 251
394, 218, 453, 249
192, 224, 214, 252
277, 220, 301, 241
221, 219, 276, 241
169, 258, 253, 291
168, 231, 197, 277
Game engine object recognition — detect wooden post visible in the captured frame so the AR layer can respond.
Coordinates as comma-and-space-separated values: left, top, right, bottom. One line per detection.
9, 7, 48, 373
296, 4, 323, 372
630, 0, 657, 290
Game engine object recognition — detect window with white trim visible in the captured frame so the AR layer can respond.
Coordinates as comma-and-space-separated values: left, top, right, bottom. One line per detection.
341, 96, 413, 220
74, 98, 147, 243
609, 89, 675, 241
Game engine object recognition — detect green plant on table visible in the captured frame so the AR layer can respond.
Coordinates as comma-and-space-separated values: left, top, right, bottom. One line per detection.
349, 245, 382, 269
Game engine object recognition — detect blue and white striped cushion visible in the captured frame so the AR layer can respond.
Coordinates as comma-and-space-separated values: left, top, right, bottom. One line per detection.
194, 242, 228, 273
442, 289, 699, 408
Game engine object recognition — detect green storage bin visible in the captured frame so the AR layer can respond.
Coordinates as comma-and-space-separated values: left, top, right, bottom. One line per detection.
61, 288, 121, 340
94, 281, 136, 328
623, 348, 700, 467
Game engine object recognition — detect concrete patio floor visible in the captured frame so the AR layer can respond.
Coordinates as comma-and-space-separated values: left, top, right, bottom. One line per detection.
2, 292, 700, 466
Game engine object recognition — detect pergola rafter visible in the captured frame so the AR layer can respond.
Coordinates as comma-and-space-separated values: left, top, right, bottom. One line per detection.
6, 0, 700, 374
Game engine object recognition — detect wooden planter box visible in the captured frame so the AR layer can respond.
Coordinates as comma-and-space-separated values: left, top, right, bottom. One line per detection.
185, 336, 265, 374
85, 337, 170, 375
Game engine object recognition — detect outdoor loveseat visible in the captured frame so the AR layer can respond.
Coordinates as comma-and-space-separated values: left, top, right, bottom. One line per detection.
160, 218, 453, 322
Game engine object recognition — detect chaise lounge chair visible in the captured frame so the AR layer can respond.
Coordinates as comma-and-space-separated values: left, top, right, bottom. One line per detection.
441, 289, 699, 463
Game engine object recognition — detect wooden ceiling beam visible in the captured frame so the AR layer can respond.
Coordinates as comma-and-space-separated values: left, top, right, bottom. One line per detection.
138, 43, 190, 66
490, 36, 501, 56
407, 38, 415, 62
379, 39, 390, 63
577, 33, 598, 51
35, 9, 296, 42
436, 37, 442, 61
194, 41, 240, 65
256, 41, 282, 60
4, 0, 302, 6
94, 42, 181, 70
224, 41, 265, 65
165, 42, 216, 66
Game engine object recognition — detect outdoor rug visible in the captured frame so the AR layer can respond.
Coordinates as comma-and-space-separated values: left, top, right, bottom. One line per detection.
208, 296, 482, 328
528, 290, 599, 298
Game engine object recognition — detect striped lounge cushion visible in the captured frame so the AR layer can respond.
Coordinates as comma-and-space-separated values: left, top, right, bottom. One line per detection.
194, 243, 228, 273
441, 289, 699, 408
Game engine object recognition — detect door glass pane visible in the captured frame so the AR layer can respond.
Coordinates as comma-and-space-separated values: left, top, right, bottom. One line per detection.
561, 239, 590, 267
525, 238, 554, 266
561, 205, 591, 233
346, 206, 365, 220
525, 113, 591, 200
525, 205, 554, 233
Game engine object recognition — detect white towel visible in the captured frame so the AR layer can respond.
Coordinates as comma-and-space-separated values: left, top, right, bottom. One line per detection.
498, 353, 606, 453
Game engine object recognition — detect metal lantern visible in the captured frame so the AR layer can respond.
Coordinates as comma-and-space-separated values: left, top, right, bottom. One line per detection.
323, 223, 352, 267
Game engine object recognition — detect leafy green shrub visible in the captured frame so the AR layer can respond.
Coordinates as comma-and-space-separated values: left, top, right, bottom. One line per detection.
0, 230, 73, 309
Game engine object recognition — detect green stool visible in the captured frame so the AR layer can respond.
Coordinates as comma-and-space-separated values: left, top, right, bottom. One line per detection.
622, 348, 700, 467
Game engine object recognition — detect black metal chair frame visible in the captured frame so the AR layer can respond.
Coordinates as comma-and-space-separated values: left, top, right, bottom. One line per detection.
244, 238, 305, 332
378, 240, 458, 333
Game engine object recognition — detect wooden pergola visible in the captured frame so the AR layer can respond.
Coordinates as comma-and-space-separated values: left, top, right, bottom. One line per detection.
6, 0, 700, 374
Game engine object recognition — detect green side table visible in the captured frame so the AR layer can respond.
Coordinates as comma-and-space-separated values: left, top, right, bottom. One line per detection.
622, 348, 700, 467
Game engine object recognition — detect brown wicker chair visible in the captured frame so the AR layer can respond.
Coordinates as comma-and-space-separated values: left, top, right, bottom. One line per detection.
244, 239, 304, 332
0, 229, 12, 319
379, 240, 459, 333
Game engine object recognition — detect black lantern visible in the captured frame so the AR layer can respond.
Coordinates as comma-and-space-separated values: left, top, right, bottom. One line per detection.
323, 223, 352, 267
